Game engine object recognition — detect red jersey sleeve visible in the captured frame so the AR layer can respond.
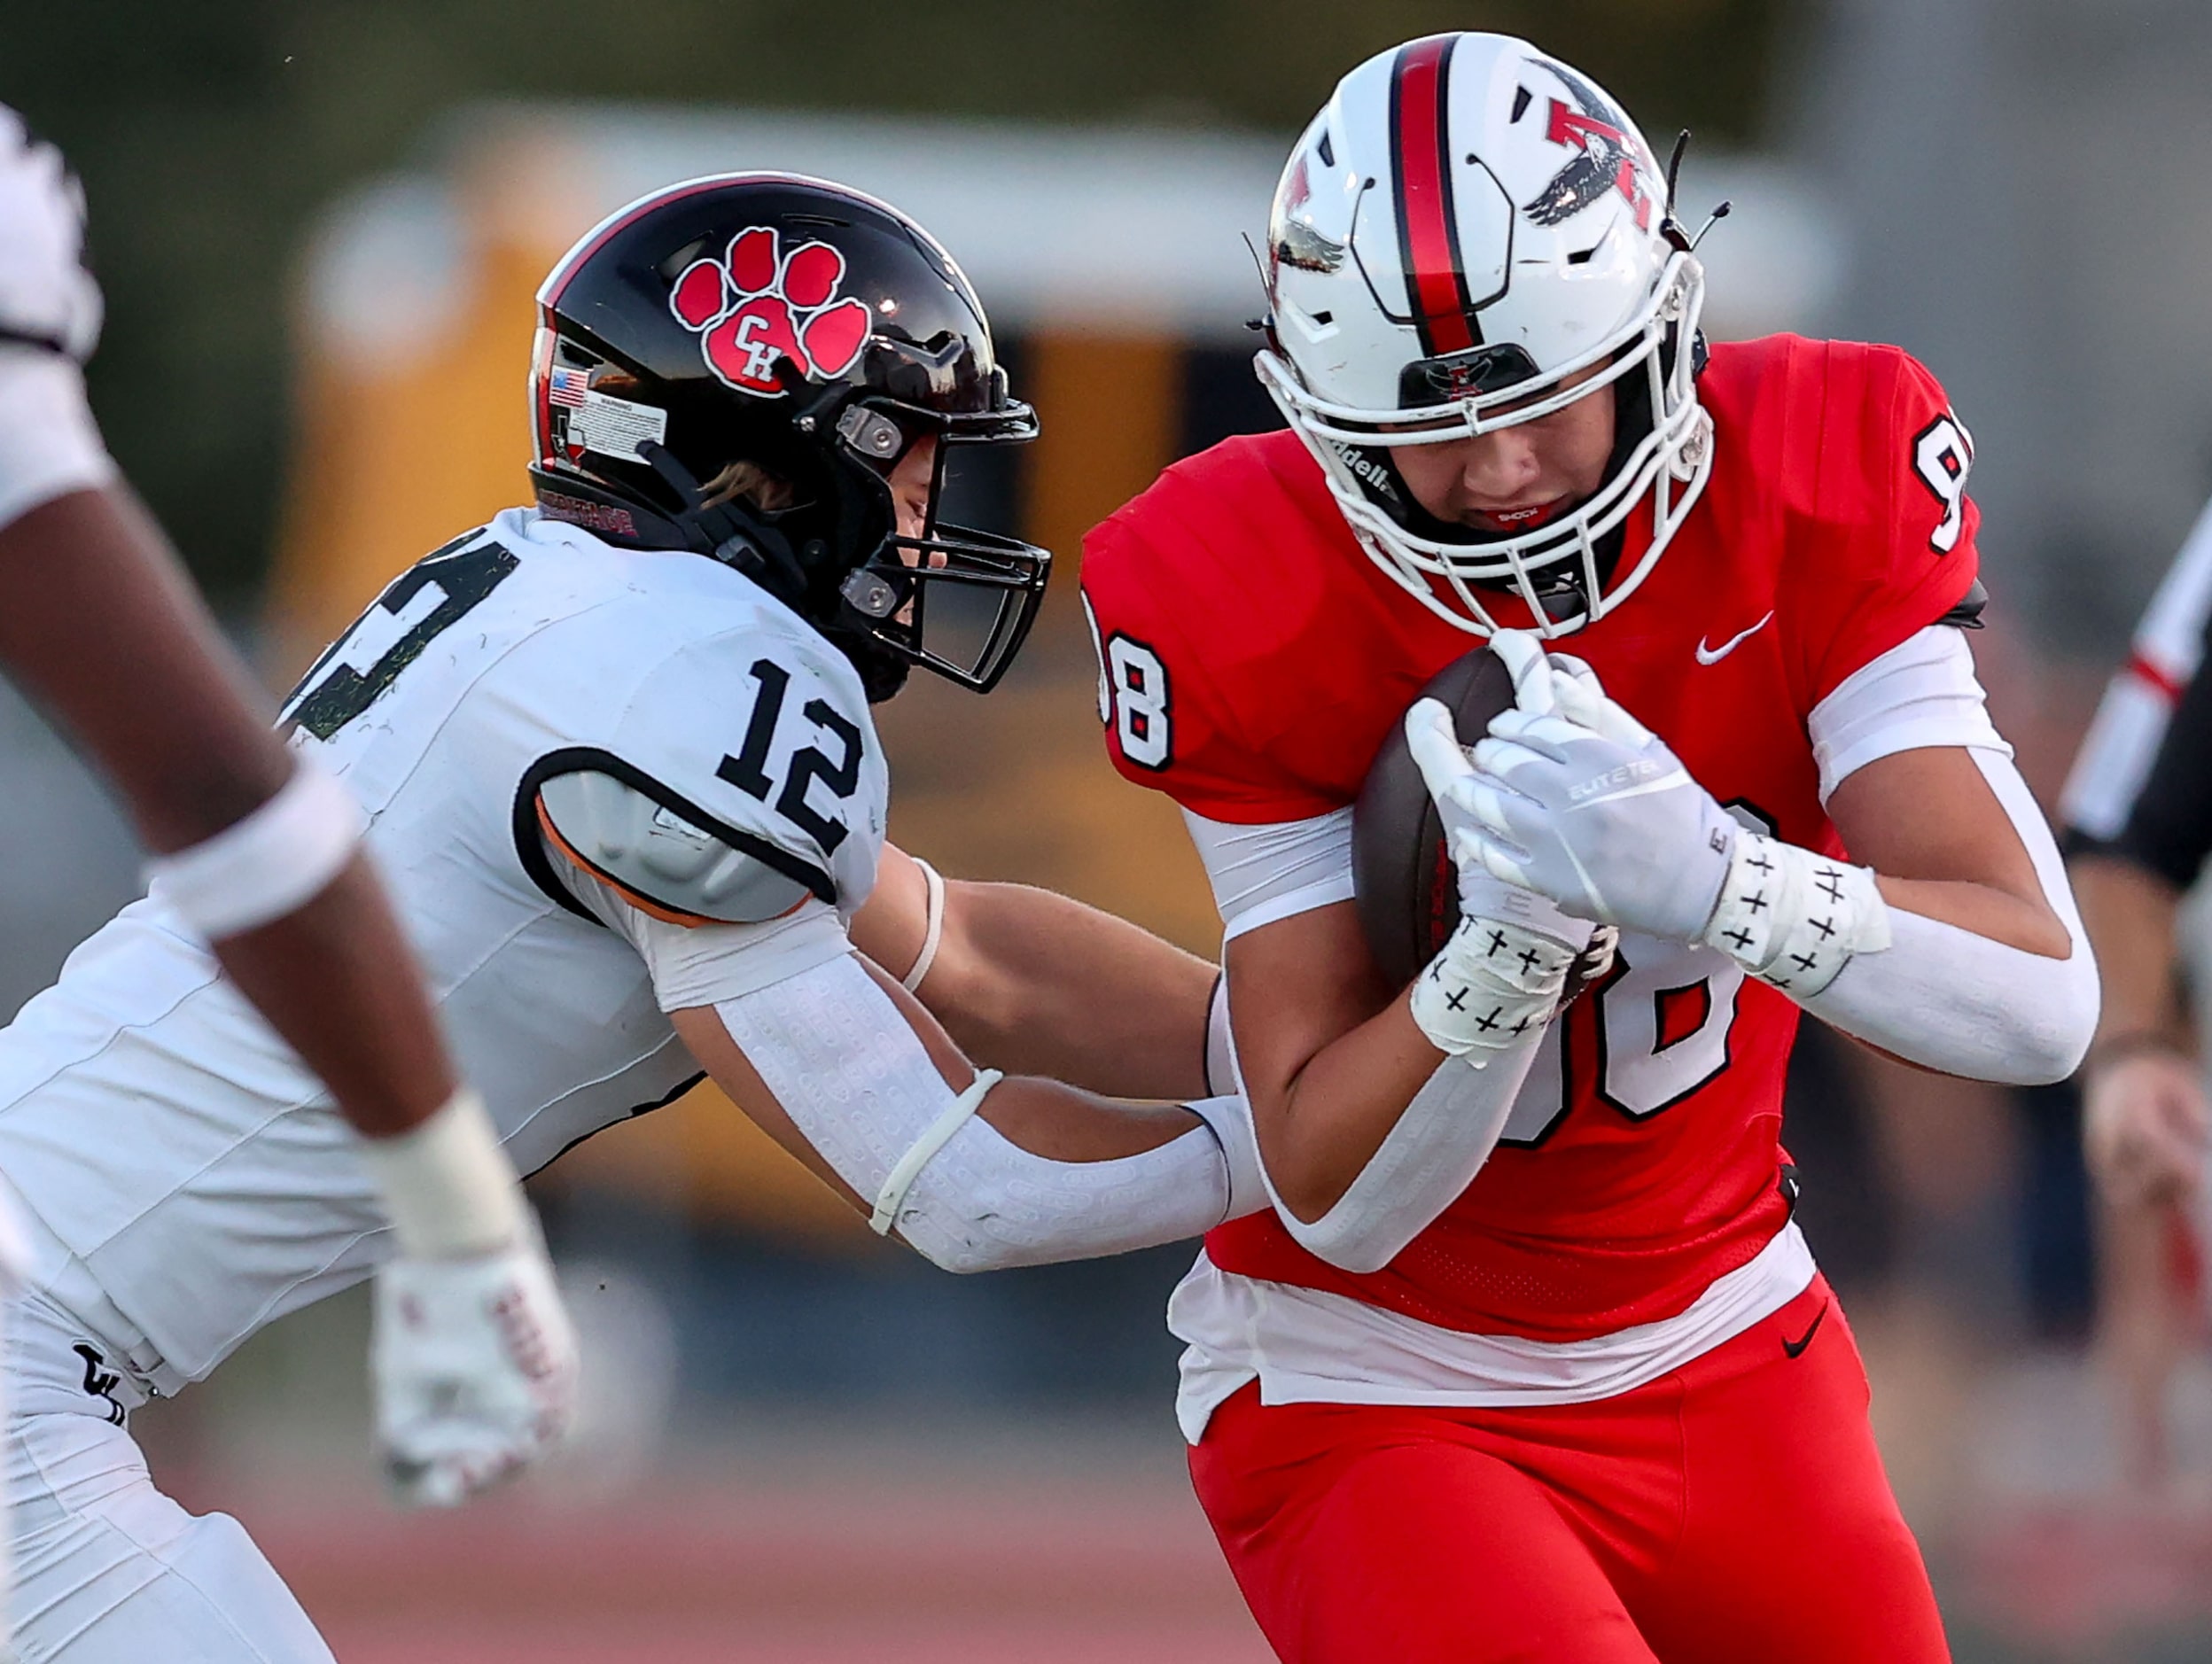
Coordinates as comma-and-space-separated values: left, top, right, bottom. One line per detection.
1080, 518, 1302, 821
1080, 439, 1365, 824
1780, 343, 1982, 705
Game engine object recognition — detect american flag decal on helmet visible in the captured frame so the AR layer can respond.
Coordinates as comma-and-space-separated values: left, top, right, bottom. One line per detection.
547, 366, 590, 408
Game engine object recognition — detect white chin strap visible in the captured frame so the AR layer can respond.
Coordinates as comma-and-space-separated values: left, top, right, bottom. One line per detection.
713, 953, 1239, 1273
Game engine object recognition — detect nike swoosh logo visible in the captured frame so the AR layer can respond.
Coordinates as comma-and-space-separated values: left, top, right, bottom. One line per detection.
1695, 611, 1774, 665
1781, 1302, 1828, 1360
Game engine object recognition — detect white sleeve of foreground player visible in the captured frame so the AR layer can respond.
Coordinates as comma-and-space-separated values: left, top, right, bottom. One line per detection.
710, 951, 1250, 1272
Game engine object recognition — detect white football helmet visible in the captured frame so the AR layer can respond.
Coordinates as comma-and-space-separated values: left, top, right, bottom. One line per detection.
1258, 33, 1713, 637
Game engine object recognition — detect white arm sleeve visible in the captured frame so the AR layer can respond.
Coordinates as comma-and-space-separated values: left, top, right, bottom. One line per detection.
1266, 1033, 1545, 1275
710, 953, 1235, 1272
1182, 806, 1355, 939
1798, 749, 2099, 1085
1808, 625, 2008, 803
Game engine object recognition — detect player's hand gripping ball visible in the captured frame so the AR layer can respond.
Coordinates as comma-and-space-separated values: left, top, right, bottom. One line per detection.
1415, 632, 1741, 946
0, 107, 102, 362
1353, 635, 1614, 996
372, 1219, 580, 1508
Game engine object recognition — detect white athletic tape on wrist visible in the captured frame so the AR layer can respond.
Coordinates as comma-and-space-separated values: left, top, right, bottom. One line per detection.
1410, 913, 1578, 1061
144, 758, 367, 939
900, 857, 946, 992
870, 1066, 1003, 1234
1700, 832, 1889, 998
0, 346, 115, 532
356, 1088, 528, 1260
713, 953, 1235, 1271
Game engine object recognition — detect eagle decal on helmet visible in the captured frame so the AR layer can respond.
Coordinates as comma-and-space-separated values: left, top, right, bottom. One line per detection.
1523, 59, 1660, 232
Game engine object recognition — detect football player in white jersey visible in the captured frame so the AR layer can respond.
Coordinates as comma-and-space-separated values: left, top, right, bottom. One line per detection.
0, 173, 1254, 1660
0, 105, 583, 1649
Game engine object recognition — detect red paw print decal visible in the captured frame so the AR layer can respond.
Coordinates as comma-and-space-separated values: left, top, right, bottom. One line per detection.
669, 227, 874, 397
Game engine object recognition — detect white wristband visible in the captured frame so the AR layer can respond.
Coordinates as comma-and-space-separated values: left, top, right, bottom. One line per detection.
0, 346, 114, 533
870, 1066, 1003, 1234
900, 857, 946, 992
1701, 831, 1890, 999
356, 1088, 528, 1260
144, 758, 367, 939
1409, 912, 1578, 1061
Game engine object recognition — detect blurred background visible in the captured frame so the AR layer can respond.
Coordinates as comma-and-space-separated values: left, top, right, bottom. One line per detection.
8, 0, 2212, 1658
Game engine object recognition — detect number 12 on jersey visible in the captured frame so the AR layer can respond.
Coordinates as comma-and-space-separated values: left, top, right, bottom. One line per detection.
716, 658, 865, 855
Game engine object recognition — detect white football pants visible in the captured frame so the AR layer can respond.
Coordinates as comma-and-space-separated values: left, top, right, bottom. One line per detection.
3, 1289, 332, 1662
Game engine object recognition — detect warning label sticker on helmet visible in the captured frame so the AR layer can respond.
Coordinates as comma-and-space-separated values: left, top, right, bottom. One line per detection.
564, 388, 668, 463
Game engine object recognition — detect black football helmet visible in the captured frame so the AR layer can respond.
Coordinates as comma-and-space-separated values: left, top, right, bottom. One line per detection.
528, 173, 1049, 699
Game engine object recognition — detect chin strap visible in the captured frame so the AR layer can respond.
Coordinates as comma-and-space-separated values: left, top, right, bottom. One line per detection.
634, 441, 813, 608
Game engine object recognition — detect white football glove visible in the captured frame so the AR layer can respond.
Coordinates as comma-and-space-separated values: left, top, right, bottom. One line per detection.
372, 1217, 580, 1507
0, 108, 102, 362
1403, 656, 1599, 1060
1422, 630, 1740, 945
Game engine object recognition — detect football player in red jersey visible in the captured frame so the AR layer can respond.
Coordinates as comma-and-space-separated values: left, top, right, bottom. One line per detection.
1080, 33, 2099, 1664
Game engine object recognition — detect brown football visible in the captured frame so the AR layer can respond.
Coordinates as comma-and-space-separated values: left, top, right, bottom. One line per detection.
1351, 644, 1517, 990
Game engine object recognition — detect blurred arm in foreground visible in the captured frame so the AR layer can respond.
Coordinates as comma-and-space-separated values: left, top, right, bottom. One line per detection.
0, 108, 572, 1505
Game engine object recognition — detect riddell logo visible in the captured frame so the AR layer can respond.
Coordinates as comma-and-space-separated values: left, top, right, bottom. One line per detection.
669, 227, 874, 397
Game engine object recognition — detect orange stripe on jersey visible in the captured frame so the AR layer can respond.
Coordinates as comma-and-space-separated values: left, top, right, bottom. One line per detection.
534, 797, 718, 929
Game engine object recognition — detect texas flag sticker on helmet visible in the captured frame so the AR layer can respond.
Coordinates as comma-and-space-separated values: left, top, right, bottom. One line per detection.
669, 226, 875, 397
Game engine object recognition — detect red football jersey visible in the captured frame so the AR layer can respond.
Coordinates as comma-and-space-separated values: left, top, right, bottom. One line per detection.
1082, 335, 1981, 1343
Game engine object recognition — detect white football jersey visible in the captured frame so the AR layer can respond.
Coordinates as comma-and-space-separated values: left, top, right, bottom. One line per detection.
0, 507, 887, 1389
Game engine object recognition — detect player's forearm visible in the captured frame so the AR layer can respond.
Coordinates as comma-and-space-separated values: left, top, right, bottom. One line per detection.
0, 486, 461, 1134
923, 877, 1216, 1099
1871, 873, 2071, 956
1255, 995, 1455, 1220
2069, 855, 2185, 1047
0, 484, 292, 848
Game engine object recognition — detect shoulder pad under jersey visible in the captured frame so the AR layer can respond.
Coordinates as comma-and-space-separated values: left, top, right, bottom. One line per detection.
517, 595, 888, 924
534, 766, 825, 925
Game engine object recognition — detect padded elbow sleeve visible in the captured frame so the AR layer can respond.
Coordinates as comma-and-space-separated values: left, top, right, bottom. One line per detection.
712, 954, 1234, 1272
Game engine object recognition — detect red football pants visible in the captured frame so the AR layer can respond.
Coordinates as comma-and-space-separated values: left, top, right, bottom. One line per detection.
1188, 1278, 1949, 1663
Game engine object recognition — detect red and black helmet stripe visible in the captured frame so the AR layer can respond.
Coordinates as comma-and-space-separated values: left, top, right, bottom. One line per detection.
1389, 34, 1479, 355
